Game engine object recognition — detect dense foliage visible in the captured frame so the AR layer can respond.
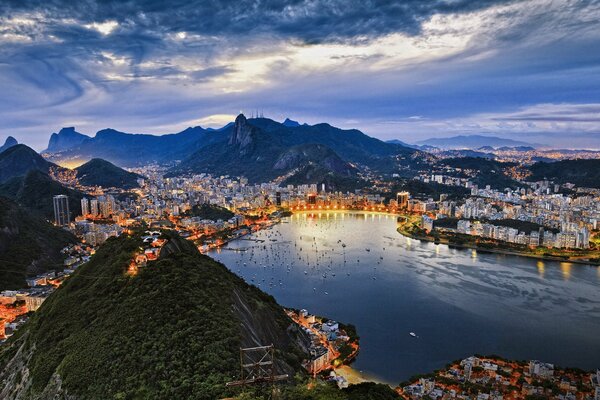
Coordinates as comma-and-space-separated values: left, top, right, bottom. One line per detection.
183, 203, 235, 220
75, 158, 142, 189
437, 157, 521, 190
0, 144, 53, 183
0, 196, 76, 289
528, 159, 600, 188
0, 232, 309, 399
0, 170, 85, 220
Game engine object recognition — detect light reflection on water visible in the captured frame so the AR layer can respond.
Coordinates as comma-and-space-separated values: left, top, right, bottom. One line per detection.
209, 212, 600, 383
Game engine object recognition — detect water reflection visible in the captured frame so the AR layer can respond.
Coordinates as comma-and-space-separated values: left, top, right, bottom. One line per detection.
210, 212, 600, 382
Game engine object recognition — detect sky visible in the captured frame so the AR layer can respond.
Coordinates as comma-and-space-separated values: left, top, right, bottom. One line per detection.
1, 0, 600, 150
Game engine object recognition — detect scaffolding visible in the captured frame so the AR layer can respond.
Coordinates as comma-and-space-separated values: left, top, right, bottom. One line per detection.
226, 344, 288, 387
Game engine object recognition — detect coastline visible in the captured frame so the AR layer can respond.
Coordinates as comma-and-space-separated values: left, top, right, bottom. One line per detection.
397, 227, 600, 267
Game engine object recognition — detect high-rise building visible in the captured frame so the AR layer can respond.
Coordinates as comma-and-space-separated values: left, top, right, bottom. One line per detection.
53, 195, 70, 226
81, 197, 90, 216
90, 199, 99, 217
275, 191, 281, 206
396, 191, 409, 209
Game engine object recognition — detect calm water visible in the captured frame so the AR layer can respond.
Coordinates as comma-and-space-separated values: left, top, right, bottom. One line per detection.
209, 212, 600, 383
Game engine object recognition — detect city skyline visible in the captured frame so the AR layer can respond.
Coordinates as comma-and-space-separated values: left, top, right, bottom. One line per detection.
1, 0, 599, 149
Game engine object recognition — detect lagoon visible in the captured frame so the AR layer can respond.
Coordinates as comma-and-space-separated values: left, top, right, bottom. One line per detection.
209, 212, 600, 383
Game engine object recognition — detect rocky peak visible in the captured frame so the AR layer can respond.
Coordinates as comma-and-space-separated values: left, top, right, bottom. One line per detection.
228, 113, 254, 148
46, 127, 90, 153
0, 136, 18, 153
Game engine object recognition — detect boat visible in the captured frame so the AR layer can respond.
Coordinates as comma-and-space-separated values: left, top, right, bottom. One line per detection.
409, 332, 417, 337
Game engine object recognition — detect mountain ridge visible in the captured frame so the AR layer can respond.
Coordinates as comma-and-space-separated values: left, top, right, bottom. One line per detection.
167, 114, 417, 185
417, 135, 536, 149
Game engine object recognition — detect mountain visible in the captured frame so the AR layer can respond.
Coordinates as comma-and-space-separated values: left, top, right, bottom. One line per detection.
417, 135, 535, 149
0, 136, 18, 153
168, 114, 416, 184
75, 158, 142, 189
528, 159, 600, 188
282, 117, 301, 127
0, 170, 85, 220
0, 144, 54, 183
0, 232, 311, 399
45, 127, 91, 153
437, 149, 495, 159
0, 196, 76, 290
44, 126, 222, 167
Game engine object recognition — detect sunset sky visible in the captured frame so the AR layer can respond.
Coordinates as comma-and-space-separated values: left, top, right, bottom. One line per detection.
1, 0, 599, 149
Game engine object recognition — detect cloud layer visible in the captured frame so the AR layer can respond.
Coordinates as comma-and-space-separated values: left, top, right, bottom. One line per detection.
1, 0, 599, 149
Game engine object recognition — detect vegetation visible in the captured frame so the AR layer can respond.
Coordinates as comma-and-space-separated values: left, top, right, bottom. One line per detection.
0, 232, 307, 399
75, 158, 142, 189
528, 159, 600, 188
437, 157, 521, 190
384, 178, 469, 201
237, 380, 399, 399
0, 169, 85, 220
0, 144, 53, 183
183, 203, 235, 220
0, 196, 76, 290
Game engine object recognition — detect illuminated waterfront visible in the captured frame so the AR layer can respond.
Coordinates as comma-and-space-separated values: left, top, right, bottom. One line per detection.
209, 212, 600, 383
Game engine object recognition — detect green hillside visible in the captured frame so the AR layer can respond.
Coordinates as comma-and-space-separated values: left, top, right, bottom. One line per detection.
0, 232, 309, 399
0, 196, 76, 290
75, 158, 142, 189
0, 170, 85, 220
528, 159, 600, 188
0, 144, 54, 183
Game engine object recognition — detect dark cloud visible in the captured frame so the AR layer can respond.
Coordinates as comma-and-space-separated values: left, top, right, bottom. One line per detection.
0, 0, 518, 43
1, 0, 600, 149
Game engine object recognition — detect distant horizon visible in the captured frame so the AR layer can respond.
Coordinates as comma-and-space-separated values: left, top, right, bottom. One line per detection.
5, 114, 600, 153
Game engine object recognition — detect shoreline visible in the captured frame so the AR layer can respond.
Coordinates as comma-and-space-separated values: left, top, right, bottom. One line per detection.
397, 228, 600, 267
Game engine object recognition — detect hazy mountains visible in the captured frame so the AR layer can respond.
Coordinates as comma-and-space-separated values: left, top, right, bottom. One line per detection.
0, 145, 142, 220
43, 126, 222, 167
46, 127, 90, 152
415, 135, 536, 149
42, 115, 418, 184
167, 114, 416, 185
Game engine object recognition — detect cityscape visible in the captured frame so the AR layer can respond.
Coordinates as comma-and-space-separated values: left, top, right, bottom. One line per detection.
1, 1, 600, 399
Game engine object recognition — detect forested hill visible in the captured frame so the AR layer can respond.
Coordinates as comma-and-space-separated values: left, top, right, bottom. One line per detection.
0, 231, 400, 399
528, 159, 600, 188
75, 158, 142, 189
0, 232, 309, 399
0, 196, 76, 290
